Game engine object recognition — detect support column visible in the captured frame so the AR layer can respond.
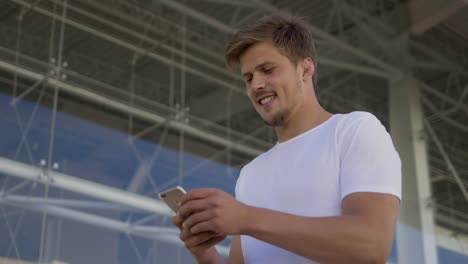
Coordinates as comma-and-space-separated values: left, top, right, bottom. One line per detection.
43, 217, 62, 262
389, 36, 438, 264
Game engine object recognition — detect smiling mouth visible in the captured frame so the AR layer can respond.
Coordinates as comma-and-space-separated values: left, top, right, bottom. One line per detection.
257, 94, 277, 106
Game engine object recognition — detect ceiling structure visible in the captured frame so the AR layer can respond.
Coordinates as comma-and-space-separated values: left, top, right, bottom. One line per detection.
0, 0, 467, 258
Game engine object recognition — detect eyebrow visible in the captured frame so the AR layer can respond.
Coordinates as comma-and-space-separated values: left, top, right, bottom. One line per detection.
242, 62, 275, 78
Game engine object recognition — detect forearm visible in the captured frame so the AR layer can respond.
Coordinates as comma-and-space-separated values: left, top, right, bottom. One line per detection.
195, 247, 226, 264
243, 206, 388, 264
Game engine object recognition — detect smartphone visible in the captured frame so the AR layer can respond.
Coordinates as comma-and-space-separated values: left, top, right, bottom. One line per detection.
159, 186, 186, 212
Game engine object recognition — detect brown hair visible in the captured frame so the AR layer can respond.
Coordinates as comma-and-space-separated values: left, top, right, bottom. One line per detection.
225, 15, 318, 87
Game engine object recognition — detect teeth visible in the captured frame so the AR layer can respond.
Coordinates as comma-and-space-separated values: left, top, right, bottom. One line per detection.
260, 96, 275, 105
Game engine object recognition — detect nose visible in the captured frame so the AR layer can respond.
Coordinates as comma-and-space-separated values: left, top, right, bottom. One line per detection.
250, 74, 265, 92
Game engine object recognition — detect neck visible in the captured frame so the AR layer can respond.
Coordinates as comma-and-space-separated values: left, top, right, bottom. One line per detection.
275, 100, 332, 143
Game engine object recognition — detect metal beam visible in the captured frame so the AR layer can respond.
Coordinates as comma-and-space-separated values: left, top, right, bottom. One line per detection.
436, 214, 468, 234
424, 120, 468, 202
156, 0, 401, 77
81, 0, 224, 63
422, 96, 468, 133
10, 0, 396, 134
53, 0, 242, 81
250, 0, 401, 77
9, 0, 245, 95
190, 91, 251, 122
389, 46, 438, 263
0, 201, 230, 256
0, 194, 141, 212
317, 58, 393, 79
156, 0, 236, 34
334, 1, 393, 57
331, 0, 468, 113
196, 0, 253, 7
417, 79, 468, 116
407, 0, 468, 34
0, 157, 172, 214
0, 158, 232, 256
410, 42, 468, 79
0, 60, 264, 157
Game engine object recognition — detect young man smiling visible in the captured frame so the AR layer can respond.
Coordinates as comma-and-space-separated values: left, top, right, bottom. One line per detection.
172, 15, 401, 264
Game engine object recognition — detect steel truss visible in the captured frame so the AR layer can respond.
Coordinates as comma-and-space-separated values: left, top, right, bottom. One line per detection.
0, 0, 467, 262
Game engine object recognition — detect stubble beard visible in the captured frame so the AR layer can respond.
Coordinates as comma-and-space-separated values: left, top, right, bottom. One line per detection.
263, 109, 289, 127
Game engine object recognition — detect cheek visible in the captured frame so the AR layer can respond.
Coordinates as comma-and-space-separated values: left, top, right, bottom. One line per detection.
282, 79, 302, 103
247, 91, 256, 105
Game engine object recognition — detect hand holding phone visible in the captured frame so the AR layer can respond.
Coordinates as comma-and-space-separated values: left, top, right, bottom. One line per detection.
162, 186, 226, 262
159, 186, 186, 212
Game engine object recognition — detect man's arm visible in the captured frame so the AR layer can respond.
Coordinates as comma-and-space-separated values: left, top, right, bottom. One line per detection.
192, 235, 243, 264
243, 192, 399, 263
228, 236, 244, 264
179, 189, 399, 264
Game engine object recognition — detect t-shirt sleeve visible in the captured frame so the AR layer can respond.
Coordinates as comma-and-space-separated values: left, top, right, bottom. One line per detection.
339, 112, 401, 200
235, 166, 246, 199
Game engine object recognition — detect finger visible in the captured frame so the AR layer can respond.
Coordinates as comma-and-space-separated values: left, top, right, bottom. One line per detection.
188, 234, 226, 249
190, 220, 217, 234
178, 199, 212, 220
172, 215, 183, 229
180, 226, 219, 241
184, 231, 222, 247
179, 228, 192, 241
180, 188, 218, 205
182, 209, 215, 231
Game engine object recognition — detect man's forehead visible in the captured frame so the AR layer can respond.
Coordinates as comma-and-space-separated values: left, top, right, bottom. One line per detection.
240, 43, 283, 73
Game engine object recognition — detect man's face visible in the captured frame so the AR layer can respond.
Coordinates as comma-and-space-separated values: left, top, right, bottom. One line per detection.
240, 42, 305, 127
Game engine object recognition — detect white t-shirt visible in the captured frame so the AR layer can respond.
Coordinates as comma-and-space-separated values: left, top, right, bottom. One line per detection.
235, 111, 401, 264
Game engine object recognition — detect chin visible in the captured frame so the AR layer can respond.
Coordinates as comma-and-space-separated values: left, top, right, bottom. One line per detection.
262, 110, 288, 127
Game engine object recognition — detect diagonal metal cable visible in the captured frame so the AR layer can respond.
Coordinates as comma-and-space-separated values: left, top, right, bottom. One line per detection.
126, 124, 170, 223
13, 85, 47, 161
128, 141, 144, 162
424, 120, 468, 203
2, 180, 31, 197
1, 172, 41, 259
0, 206, 22, 260
9, 78, 45, 106
127, 123, 171, 193
11, 109, 35, 165
3, 182, 37, 259
126, 233, 145, 264
146, 125, 268, 197
0, 80, 44, 194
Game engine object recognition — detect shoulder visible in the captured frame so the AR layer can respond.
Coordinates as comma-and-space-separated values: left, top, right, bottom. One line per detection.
335, 111, 392, 152
336, 111, 385, 136
338, 111, 381, 127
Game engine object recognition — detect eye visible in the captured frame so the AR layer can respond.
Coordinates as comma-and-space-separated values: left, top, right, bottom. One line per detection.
263, 67, 274, 74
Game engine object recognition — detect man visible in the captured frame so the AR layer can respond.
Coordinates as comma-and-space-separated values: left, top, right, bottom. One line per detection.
173, 15, 401, 264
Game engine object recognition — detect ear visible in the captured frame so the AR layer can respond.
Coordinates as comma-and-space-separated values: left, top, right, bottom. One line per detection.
301, 58, 315, 81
